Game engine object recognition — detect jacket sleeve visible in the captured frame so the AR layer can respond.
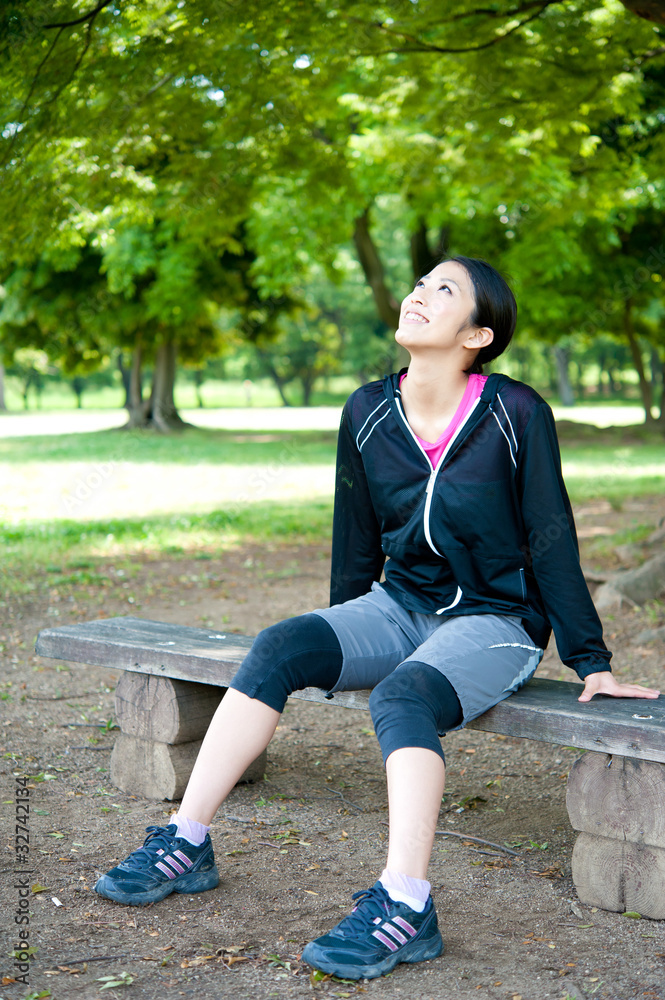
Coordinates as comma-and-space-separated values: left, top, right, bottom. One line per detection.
516, 402, 612, 680
329, 400, 385, 606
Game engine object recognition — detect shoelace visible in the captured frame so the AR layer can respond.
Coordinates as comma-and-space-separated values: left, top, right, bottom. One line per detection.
120, 825, 182, 870
334, 885, 391, 936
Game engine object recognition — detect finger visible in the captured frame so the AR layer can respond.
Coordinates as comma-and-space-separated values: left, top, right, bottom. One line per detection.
618, 687, 660, 698
591, 685, 659, 699
579, 684, 660, 702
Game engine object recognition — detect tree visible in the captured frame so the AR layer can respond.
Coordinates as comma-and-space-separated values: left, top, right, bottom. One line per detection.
1, 0, 664, 426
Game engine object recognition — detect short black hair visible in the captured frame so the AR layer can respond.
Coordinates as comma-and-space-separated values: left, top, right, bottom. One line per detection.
440, 255, 517, 374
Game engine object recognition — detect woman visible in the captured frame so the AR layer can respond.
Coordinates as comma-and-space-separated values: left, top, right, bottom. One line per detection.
95, 256, 659, 981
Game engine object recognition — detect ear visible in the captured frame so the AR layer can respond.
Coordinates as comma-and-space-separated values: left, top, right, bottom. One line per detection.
463, 327, 494, 351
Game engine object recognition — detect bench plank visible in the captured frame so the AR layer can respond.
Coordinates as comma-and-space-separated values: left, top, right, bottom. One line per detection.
36, 616, 665, 762
34, 616, 373, 711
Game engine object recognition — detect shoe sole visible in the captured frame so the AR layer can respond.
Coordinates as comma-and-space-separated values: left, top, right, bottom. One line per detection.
94, 866, 220, 906
301, 929, 444, 980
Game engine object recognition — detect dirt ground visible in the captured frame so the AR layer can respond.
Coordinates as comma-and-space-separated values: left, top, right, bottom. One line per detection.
1, 496, 665, 1000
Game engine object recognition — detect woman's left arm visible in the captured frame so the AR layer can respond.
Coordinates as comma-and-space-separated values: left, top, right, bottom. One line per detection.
579, 671, 660, 702
516, 401, 657, 696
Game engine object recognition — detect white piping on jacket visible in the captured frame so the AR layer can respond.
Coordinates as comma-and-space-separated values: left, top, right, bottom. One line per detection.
490, 409, 517, 468
497, 393, 518, 453
358, 409, 390, 450
436, 585, 463, 614
355, 399, 389, 451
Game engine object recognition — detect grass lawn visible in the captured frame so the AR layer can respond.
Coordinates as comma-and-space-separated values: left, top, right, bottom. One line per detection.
1, 423, 664, 598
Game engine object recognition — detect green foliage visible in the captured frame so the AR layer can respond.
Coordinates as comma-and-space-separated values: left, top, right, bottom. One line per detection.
0, 0, 664, 415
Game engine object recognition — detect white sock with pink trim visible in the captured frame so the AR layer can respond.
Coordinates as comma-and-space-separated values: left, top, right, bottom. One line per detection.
379, 868, 430, 913
170, 813, 210, 846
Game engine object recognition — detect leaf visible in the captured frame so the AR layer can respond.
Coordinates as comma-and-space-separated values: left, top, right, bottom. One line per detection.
310, 969, 332, 984
623, 911, 642, 919
31, 884, 49, 894
12, 946, 38, 958
181, 954, 215, 967
97, 972, 133, 989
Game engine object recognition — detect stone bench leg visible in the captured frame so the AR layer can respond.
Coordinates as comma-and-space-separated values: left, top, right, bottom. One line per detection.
566, 751, 665, 920
110, 672, 267, 801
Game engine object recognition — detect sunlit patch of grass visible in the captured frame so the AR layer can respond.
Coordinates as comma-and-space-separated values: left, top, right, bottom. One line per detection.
562, 444, 665, 505
0, 499, 334, 598
0, 426, 338, 465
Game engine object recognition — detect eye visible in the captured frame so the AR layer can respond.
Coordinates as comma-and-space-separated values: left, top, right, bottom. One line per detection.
439, 283, 452, 293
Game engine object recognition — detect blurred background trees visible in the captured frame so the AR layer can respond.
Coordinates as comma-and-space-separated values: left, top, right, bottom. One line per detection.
1, 0, 663, 426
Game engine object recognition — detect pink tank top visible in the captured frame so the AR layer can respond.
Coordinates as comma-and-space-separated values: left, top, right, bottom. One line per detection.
399, 373, 487, 468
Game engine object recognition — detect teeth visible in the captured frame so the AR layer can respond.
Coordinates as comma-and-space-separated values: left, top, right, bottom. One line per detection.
404, 311, 427, 323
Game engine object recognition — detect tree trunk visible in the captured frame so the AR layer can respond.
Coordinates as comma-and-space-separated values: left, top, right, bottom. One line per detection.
553, 345, 575, 406
117, 352, 131, 409
410, 220, 434, 282
149, 339, 188, 432
353, 208, 401, 330
72, 377, 85, 409
124, 342, 152, 429
0, 363, 6, 411
194, 369, 205, 408
301, 375, 314, 406
624, 300, 654, 423
651, 347, 663, 422
617, 0, 665, 25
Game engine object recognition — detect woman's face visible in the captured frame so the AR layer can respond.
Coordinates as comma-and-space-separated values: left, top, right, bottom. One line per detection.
395, 261, 488, 357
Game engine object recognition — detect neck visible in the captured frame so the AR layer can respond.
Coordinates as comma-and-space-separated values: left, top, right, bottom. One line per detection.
402, 357, 470, 413
399, 357, 472, 442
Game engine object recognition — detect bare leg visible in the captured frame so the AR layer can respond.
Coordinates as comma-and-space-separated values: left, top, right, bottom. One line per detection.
384, 747, 445, 880
178, 689, 280, 825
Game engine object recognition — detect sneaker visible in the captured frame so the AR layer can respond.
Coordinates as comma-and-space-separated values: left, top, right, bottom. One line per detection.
94, 824, 219, 906
301, 881, 443, 980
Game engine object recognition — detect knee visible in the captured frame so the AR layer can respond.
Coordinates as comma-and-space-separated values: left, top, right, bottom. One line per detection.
368, 668, 413, 724
246, 621, 295, 670
369, 662, 462, 733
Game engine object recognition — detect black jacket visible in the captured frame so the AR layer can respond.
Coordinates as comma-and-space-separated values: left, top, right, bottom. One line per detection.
330, 370, 611, 681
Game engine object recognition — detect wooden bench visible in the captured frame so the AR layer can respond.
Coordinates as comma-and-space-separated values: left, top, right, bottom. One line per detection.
36, 615, 665, 920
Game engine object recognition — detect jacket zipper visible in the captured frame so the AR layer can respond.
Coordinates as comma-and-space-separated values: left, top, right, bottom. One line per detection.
393, 395, 482, 613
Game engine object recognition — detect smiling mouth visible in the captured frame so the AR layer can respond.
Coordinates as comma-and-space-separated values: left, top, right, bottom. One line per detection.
403, 311, 428, 323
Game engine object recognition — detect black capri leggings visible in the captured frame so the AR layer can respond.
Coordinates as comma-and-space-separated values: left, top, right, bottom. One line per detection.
229, 615, 462, 764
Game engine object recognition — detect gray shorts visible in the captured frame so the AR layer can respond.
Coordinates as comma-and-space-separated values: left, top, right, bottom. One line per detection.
312, 582, 543, 729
